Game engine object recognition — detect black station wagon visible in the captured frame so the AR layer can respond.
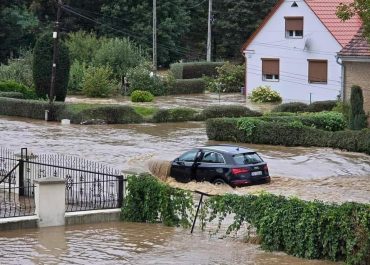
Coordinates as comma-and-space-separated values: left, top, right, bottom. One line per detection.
170, 145, 270, 187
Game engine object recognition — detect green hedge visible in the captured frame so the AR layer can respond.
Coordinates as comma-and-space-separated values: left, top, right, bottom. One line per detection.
0, 80, 37, 99
151, 107, 199, 123
201, 105, 262, 119
170, 62, 224, 79
202, 193, 370, 264
169, 79, 206, 95
0, 92, 24, 99
307, 100, 337, 112
272, 100, 338, 113
206, 117, 370, 155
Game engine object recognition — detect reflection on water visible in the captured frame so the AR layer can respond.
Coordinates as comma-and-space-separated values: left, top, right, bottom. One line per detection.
0, 222, 340, 265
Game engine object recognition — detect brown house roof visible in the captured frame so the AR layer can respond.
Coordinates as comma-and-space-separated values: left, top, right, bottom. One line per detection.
338, 27, 370, 57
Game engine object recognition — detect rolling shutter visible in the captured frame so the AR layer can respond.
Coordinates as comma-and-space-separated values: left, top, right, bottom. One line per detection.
262, 59, 279, 75
285, 17, 303, 31
308, 60, 328, 83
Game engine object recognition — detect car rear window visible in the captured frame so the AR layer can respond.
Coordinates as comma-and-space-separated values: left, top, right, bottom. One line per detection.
233, 152, 263, 165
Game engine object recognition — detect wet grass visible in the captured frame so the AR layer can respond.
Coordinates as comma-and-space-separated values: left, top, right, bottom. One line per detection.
133, 106, 158, 117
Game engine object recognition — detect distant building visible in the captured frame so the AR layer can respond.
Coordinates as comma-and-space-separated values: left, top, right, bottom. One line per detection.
241, 0, 362, 102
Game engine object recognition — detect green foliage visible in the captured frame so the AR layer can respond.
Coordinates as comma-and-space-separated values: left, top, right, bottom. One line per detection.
169, 79, 206, 95
272, 102, 309, 113
82, 65, 117, 98
201, 193, 370, 264
307, 100, 338, 112
94, 37, 146, 79
0, 49, 34, 87
133, 106, 157, 117
170, 62, 224, 79
249, 86, 282, 103
214, 62, 244, 93
68, 60, 87, 93
0, 80, 37, 99
121, 174, 193, 227
332, 100, 350, 123
206, 117, 370, 154
33, 32, 70, 101
126, 63, 168, 96
152, 108, 199, 123
0, 92, 24, 99
349, 85, 368, 130
201, 105, 262, 119
131, 90, 154, 102
65, 31, 102, 64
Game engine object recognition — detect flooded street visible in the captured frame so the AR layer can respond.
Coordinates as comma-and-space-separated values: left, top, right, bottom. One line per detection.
0, 222, 340, 265
1, 115, 370, 203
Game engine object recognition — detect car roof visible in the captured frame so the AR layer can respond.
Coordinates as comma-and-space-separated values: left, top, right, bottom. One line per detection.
201, 145, 255, 155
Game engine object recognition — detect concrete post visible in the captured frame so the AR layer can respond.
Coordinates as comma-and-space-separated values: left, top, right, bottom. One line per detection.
34, 177, 66, 227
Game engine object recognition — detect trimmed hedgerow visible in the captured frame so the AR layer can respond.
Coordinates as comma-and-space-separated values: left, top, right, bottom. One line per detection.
151, 107, 199, 123
0, 80, 37, 99
169, 79, 206, 95
170, 62, 224, 79
0, 92, 24, 99
307, 100, 337, 112
201, 193, 370, 264
206, 117, 370, 155
121, 174, 193, 227
272, 102, 309, 113
201, 105, 262, 119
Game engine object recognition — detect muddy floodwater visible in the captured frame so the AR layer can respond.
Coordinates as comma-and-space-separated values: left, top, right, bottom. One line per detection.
0, 222, 340, 265
0, 116, 370, 203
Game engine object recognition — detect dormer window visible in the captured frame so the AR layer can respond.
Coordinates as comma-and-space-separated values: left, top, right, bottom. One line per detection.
285, 17, 303, 38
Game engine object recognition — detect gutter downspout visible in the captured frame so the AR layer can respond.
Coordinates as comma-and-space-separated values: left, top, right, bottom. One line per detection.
336, 55, 345, 101
243, 51, 247, 97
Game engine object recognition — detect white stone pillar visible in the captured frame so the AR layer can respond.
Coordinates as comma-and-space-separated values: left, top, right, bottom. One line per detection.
34, 177, 66, 227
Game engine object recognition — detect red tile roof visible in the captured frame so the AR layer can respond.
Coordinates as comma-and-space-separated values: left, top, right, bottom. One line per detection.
305, 0, 362, 47
338, 27, 370, 57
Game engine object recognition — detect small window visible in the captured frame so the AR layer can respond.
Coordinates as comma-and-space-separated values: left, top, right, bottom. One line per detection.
201, 151, 225, 164
308, 60, 327, 84
178, 150, 197, 162
233, 153, 263, 165
262, 59, 279, 81
285, 17, 303, 38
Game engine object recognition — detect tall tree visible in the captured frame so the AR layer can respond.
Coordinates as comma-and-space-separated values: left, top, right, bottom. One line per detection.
337, 0, 370, 38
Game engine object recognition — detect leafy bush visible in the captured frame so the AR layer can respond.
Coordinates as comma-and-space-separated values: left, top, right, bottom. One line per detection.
332, 100, 350, 123
349, 85, 367, 130
206, 117, 370, 154
0, 49, 34, 87
152, 108, 198, 122
169, 79, 206, 95
214, 62, 244, 93
131, 90, 154, 102
121, 174, 193, 227
201, 193, 370, 264
68, 60, 87, 93
170, 61, 224, 79
249, 86, 282, 103
307, 100, 337, 112
82, 65, 117, 98
272, 102, 309, 113
126, 63, 168, 96
33, 32, 70, 101
201, 105, 262, 119
0, 80, 36, 99
65, 31, 102, 64
0, 92, 24, 99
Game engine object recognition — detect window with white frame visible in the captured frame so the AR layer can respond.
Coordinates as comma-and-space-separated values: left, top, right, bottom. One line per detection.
285, 17, 303, 38
262, 58, 280, 81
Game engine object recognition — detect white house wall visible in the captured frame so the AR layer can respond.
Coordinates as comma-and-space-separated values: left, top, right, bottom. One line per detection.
244, 0, 342, 102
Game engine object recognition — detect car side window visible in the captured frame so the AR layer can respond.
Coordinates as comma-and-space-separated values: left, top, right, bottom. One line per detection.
178, 150, 197, 162
201, 151, 225, 163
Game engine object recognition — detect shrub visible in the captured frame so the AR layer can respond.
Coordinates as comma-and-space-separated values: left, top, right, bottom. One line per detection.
332, 100, 350, 124
349, 85, 367, 130
169, 79, 206, 95
0, 80, 36, 99
33, 32, 70, 101
201, 193, 370, 264
68, 60, 87, 93
121, 174, 193, 227
131, 90, 154, 102
249, 86, 282, 103
152, 108, 198, 122
0, 49, 34, 87
0, 92, 24, 99
65, 31, 102, 64
170, 61, 224, 79
307, 100, 337, 112
214, 62, 244, 93
126, 63, 167, 96
272, 102, 309, 113
201, 105, 262, 119
82, 65, 117, 98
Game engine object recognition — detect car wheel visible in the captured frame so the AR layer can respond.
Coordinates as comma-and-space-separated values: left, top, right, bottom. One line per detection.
213, 178, 226, 186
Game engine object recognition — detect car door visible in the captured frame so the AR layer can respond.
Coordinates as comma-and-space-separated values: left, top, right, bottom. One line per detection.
195, 151, 225, 182
170, 150, 198, 183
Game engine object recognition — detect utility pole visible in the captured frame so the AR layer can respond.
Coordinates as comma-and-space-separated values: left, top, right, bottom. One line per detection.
153, 0, 157, 73
49, 0, 63, 106
206, 0, 212, 62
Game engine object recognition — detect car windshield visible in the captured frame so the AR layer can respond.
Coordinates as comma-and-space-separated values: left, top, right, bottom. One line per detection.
178, 150, 197, 162
233, 152, 263, 165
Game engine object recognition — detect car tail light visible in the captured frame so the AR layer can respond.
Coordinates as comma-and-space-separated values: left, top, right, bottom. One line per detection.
231, 167, 250, 175
263, 164, 269, 172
